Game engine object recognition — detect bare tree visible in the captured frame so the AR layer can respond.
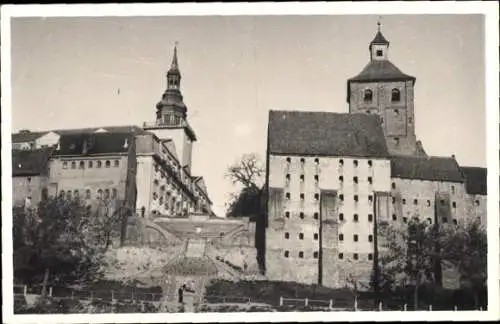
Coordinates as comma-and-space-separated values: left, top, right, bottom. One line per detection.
226, 153, 264, 192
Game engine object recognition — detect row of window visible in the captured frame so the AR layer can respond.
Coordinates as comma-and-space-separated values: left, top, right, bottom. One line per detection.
285, 158, 374, 168
338, 234, 373, 243
285, 174, 376, 185
391, 197, 464, 208
62, 159, 120, 170
363, 88, 401, 103
284, 232, 319, 240
285, 211, 320, 220
283, 211, 374, 222
284, 192, 374, 203
391, 214, 459, 225
59, 188, 118, 200
283, 251, 373, 261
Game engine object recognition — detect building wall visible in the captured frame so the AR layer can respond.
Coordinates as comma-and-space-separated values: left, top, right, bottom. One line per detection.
48, 155, 129, 202
266, 154, 391, 287
349, 80, 417, 156
148, 127, 192, 171
12, 175, 48, 208
35, 132, 60, 148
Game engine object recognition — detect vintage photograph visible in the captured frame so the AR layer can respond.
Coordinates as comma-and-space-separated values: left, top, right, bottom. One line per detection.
2, 2, 498, 322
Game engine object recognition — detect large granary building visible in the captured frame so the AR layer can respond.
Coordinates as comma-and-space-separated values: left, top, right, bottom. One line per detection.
264, 24, 487, 289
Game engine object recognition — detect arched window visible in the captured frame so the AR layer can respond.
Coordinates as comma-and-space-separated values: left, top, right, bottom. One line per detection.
88, 161, 93, 168
114, 160, 120, 167
66, 191, 72, 201
71, 161, 76, 169
86, 189, 91, 200
79, 161, 85, 169
112, 188, 117, 199
391, 88, 401, 102
363, 89, 373, 102
105, 160, 111, 168
104, 189, 110, 200
97, 161, 102, 168
74, 190, 79, 198
97, 189, 103, 200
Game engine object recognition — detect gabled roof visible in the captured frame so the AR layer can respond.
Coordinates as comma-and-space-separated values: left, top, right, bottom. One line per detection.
12, 147, 55, 176
12, 131, 48, 143
55, 132, 133, 156
267, 110, 389, 158
460, 166, 487, 195
390, 155, 464, 183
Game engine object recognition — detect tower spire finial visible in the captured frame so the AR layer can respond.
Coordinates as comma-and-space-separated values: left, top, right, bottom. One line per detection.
377, 16, 382, 32
171, 41, 179, 70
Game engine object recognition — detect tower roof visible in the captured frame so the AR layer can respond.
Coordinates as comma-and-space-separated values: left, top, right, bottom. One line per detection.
370, 31, 390, 46
167, 43, 180, 75
349, 60, 415, 83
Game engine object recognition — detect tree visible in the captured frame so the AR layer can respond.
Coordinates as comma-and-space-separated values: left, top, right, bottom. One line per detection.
225, 153, 265, 217
441, 218, 487, 308
376, 217, 445, 309
13, 196, 107, 296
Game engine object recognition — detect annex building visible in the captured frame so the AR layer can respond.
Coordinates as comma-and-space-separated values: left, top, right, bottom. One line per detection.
264, 24, 487, 289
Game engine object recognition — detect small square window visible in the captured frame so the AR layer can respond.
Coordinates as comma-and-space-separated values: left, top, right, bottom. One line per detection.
339, 159, 344, 166
286, 157, 291, 163
353, 253, 359, 260
353, 160, 358, 167
368, 214, 373, 222
300, 193, 305, 200
368, 235, 373, 242
300, 174, 304, 181
284, 251, 289, 257
368, 160, 373, 167
314, 212, 319, 220
285, 211, 290, 218
285, 232, 289, 239
453, 219, 458, 225
298, 251, 304, 258
339, 213, 344, 221
339, 234, 344, 241
403, 217, 408, 223
339, 253, 344, 260
353, 176, 358, 184
353, 234, 359, 242
413, 199, 418, 205
368, 177, 373, 184
452, 202, 456, 208
392, 214, 397, 221
339, 176, 344, 182
299, 212, 305, 219
314, 175, 319, 182
314, 193, 320, 200
339, 194, 344, 201
314, 233, 319, 240
299, 233, 304, 240
313, 251, 319, 259
376, 50, 383, 57
391, 182, 396, 189
368, 254, 373, 261
353, 214, 359, 222
354, 195, 359, 202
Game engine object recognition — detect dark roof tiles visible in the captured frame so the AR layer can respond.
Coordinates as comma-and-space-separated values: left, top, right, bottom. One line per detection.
390, 155, 464, 183
460, 166, 487, 195
349, 60, 415, 83
55, 132, 133, 156
370, 31, 390, 46
268, 110, 389, 158
12, 147, 55, 176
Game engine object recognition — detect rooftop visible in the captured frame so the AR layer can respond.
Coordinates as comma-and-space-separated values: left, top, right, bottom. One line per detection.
460, 166, 487, 195
55, 132, 134, 156
390, 155, 465, 183
267, 110, 389, 158
12, 147, 55, 177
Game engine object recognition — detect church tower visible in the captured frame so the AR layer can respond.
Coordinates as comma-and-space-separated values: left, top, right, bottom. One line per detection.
144, 44, 197, 173
347, 22, 422, 156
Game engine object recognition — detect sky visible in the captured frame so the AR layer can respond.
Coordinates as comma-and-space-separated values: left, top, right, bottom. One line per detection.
10, 14, 486, 217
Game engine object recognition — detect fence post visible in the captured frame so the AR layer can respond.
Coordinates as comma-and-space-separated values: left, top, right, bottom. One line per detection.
280, 296, 283, 306
354, 296, 358, 311
90, 291, 94, 301
71, 291, 74, 300
429, 304, 432, 311
454, 305, 457, 311
404, 304, 407, 311
23, 285, 27, 297
305, 298, 308, 307
329, 299, 333, 310
49, 287, 53, 297
480, 306, 483, 311
378, 301, 382, 311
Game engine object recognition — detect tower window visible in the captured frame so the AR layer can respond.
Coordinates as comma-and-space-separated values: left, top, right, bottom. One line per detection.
314, 158, 319, 164
353, 214, 359, 222
363, 89, 373, 102
368, 160, 373, 167
353, 234, 358, 242
368, 235, 373, 242
285, 232, 289, 239
376, 50, 383, 57
353, 160, 358, 167
391, 88, 401, 102
339, 159, 344, 166
368, 214, 373, 222
339, 213, 344, 221
339, 234, 344, 241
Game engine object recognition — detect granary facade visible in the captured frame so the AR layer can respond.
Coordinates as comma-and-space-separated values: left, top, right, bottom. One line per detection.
265, 25, 487, 289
